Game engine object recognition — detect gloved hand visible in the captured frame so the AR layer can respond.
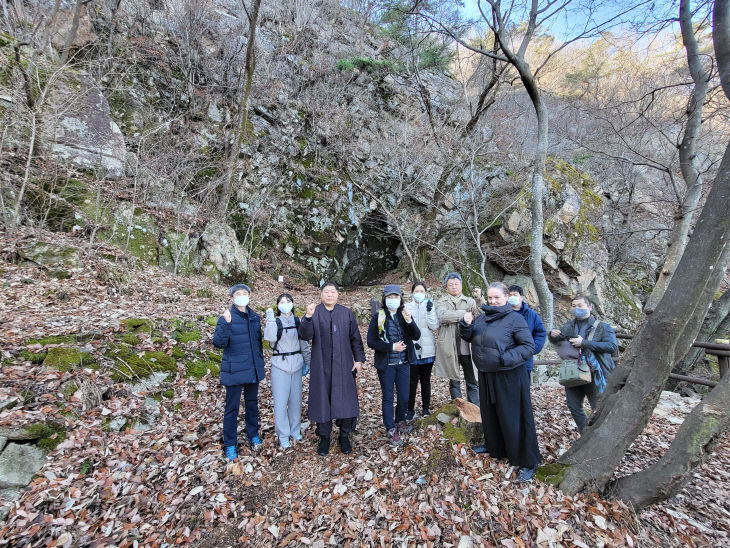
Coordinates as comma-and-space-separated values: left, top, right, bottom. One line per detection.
266, 307, 275, 319
426, 299, 433, 312
302, 362, 309, 376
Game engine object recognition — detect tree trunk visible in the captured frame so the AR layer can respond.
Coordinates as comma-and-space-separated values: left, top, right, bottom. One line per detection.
557, 136, 730, 497
512, 55, 554, 331
60, 0, 88, 66
219, 0, 262, 217
644, 0, 710, 314
612, 366, 730, 509
673, 289, 730, 379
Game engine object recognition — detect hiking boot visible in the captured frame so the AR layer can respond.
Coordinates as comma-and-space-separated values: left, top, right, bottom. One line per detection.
405, 410, 415, 421
516, 466, 537, 482
397, 421, 413, 433
421, 408, 431, 417
225, 445, 238, 461
472, 444, 488, 454
339, 434, 352, 455
250, 435, 263, 449
317, 436, 331, 456
387, 428, 403, 446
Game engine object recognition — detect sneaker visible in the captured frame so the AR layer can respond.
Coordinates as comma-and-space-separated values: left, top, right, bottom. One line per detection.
516, 466, 537, 482
225, 445, 238, 461
250, 436, 263, 449
339, 435, 352, 455
387, 428, 403, 446
472, 445, 488, 454
279, 439, 291, 450
421, 409, 431, 417
397, 421, 413, 433
405, 410, 415, 421
317, 436, 331, 456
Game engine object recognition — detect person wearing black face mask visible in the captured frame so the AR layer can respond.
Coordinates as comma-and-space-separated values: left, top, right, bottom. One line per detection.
548, 295, 618, 433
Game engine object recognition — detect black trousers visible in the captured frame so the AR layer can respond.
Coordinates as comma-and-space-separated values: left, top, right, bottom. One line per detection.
316, 417, 356, 438
408, 361, 433, 413
478, 367, 541, 468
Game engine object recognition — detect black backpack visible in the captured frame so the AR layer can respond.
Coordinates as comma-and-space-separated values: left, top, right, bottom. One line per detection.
272, 315, 301, 355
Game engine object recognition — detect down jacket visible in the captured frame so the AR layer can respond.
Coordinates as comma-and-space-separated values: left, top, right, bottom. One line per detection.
459, 303, 534, 373
212, 305, 265, 386
404, 299, 440, 360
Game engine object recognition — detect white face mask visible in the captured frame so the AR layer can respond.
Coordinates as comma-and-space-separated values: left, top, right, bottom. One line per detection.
278, 302, 293, 314
507, 296, 521, 307
413, 293, 426, 303
233, 295, 249, 308
385, 297, 401, 311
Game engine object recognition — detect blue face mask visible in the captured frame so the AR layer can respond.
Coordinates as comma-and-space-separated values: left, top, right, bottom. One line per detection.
385, 298, 401, 311
413, 293, 426, 304
573, 308, 589, 319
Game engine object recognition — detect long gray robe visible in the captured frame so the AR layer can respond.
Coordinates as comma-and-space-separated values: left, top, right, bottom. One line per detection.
298, 304, 366, 423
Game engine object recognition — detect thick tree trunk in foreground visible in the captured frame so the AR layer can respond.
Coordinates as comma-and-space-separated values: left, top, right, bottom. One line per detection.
612, 364, 730, 509
558, 143, 730, 495
557, 1, 730, 498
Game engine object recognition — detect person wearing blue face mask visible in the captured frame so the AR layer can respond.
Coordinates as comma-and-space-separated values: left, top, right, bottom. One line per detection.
213, 284, 265, 461
367, 285, 421, 446
548, 295, 618, 433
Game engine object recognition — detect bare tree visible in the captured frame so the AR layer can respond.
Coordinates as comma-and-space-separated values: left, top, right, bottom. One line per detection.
219, 0, 263, 216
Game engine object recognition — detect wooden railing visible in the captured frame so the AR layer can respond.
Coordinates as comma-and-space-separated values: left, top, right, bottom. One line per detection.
535, 335, 729, 388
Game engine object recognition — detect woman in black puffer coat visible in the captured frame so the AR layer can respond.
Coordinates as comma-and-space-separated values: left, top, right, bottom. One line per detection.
459, 282, 541, 481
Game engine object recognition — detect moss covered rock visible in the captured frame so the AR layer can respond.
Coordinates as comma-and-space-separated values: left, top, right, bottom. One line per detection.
19, 241, 82, 268
105, 346, 177, 381
43, 347, 96, 372
536, 462, 569, 486
121, 318, 154, 334
174, 330, 200, 343
184, 351, 221, 379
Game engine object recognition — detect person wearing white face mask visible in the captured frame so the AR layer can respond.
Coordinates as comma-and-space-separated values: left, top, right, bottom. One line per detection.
367, 284, 421, 446
264, 294, 311, 450
404, 281, 439, 419
213, 284, 265, 461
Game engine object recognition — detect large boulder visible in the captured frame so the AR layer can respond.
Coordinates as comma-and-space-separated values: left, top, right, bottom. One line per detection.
19, 241, 82, 268
0, 444, 46, 488
587, 271, 643, 331
199, 220, 249, 282
46, 81, 127, 178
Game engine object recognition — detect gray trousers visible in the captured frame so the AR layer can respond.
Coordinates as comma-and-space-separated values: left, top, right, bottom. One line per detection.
565, 382, 598, 433
271, 366, 303, 444
449, 354, 480, 405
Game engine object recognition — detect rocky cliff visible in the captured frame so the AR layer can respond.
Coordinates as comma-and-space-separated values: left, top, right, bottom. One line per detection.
0, 0, 651, 330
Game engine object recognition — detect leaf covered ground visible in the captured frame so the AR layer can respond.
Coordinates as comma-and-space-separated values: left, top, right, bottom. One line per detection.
0, 231, 728, 547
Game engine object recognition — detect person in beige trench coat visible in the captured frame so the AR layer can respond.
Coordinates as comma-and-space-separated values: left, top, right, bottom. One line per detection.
433, 272, 483, 404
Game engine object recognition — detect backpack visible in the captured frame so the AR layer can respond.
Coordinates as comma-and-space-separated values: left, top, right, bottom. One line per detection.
272, 315, 301, 355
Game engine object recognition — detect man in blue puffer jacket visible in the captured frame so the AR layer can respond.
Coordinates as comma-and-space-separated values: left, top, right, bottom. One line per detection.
508, 285, 546, 377
213, 283, 266, 461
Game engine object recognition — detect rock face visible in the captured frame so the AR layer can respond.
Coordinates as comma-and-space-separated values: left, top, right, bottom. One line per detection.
0, 443, 46, 488
46, 83, 127, 178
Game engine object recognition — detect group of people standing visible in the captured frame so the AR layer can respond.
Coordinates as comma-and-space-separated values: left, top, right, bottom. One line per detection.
212, 273, 618, 482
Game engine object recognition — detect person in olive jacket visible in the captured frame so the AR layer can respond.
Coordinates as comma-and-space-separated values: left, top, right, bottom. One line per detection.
213, 284, 266, 461
460, 282, 540, 482
367, 284, 421, 446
